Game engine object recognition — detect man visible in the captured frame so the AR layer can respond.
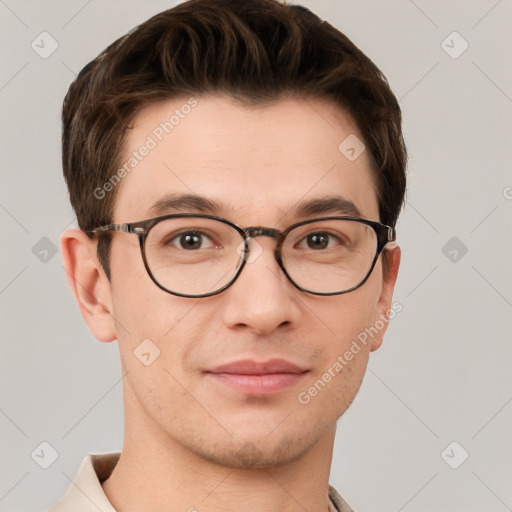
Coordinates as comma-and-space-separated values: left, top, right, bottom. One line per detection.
50, 0, 406, 510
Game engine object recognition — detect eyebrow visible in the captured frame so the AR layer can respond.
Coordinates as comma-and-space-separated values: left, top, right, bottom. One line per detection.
147, 193, 362, 220
287, 195, 362, 219
148, 193, 230, 217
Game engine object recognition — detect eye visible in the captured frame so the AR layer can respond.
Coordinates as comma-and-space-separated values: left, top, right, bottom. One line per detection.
298, 231, 346, 250
168, 230, 216, 250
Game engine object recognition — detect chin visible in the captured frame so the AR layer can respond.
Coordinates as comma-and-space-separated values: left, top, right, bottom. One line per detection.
180, 423, 329, 470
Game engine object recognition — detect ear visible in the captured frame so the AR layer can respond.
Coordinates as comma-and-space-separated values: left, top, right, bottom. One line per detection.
370, 243, 401, 352
60, 228, 116, 343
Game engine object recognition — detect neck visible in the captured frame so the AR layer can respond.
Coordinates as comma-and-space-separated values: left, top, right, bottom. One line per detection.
102, 396, 336, 512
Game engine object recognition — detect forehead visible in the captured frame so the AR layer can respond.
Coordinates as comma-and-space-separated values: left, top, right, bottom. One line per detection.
113, 95, 379, 224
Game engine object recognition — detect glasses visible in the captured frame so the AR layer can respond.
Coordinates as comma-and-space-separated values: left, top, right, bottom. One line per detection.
88, 214, 396, 298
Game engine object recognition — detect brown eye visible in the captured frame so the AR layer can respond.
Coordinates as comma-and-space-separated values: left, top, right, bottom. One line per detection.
179, 232, 203, 250
306, 233, 330, 250
165, 230, 215, 250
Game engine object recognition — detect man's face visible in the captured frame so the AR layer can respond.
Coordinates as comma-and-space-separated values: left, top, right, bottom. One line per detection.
97, 95, 399, 468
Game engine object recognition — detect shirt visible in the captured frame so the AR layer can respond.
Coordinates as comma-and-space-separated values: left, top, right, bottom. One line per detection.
47, 452, 356, 512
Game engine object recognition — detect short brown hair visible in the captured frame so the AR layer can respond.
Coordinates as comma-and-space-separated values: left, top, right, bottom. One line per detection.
62, 0, 407, 278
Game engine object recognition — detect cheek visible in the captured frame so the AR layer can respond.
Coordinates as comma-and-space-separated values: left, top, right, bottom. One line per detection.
109, 235, 172, 329
303, 280, 382, 400
108, 239, 180, 355
296, 343, 370, 428
316, 280, 382, 350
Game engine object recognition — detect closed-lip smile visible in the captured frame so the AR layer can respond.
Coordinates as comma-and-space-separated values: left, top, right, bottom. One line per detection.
205, 358, 309, 396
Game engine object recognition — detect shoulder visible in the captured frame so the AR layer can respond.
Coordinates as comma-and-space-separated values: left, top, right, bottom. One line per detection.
46, 452, 120, 512
329, 484, 357, 512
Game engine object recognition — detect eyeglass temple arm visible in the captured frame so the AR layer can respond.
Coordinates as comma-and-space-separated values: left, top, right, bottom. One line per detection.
88, 223, 144, 234
377, 225, 396, 251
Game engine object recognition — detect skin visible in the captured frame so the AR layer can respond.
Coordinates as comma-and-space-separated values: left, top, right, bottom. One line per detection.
61, 95, 400, 512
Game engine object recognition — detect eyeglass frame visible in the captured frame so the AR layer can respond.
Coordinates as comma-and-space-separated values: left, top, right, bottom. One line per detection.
87, 213, 396, 298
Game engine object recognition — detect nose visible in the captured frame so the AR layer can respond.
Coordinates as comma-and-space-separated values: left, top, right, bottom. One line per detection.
219, 235, 302, 334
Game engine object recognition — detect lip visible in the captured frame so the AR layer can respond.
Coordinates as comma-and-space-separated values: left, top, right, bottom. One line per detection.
208, 358, 307, 375
205, 359, 309, 396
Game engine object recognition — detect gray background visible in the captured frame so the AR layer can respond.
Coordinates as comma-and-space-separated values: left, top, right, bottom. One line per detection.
1, 1, 511, 511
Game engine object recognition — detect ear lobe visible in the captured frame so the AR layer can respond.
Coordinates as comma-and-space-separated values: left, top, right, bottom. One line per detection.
370, 244, 401, 352
60, 228, 116, 343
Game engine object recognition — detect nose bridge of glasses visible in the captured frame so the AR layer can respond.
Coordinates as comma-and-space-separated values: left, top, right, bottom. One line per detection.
244, 226, 283, 242
241, 227, 285, 262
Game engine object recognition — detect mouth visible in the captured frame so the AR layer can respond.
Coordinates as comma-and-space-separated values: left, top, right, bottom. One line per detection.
204, 359, 309, 396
